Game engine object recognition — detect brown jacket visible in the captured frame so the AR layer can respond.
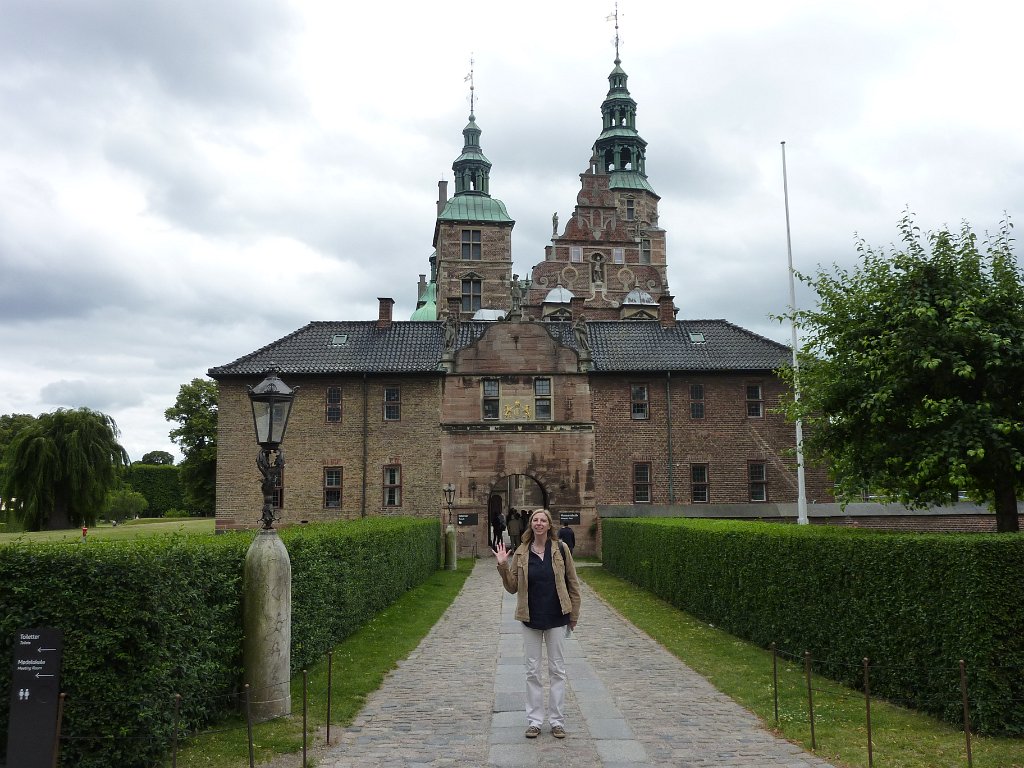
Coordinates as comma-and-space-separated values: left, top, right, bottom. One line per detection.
497, 539, 582, 624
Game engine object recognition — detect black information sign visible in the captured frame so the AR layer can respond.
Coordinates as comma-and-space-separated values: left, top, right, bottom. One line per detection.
6, 627, 63, 768
457, 513, 479, 526
559, 512, 581, 525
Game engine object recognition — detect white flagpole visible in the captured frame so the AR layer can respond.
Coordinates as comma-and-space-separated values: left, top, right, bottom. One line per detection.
781, 141, 809, 525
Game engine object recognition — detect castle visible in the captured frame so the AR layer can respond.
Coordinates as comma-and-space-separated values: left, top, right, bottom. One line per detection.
209, 48, 830, 554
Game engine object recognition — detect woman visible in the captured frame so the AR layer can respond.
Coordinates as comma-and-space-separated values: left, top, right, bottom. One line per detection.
494, 508, 581, 739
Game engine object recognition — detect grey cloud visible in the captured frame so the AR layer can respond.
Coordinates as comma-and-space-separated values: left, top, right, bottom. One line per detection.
0, 0, 300, 112
40, 379, 144, 411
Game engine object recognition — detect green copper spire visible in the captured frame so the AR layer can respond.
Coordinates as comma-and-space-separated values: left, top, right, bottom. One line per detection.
453, 112, 492, 195
591, 10, 654, 194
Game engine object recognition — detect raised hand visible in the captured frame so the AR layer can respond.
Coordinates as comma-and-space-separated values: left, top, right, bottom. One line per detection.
493, 540, 510, 565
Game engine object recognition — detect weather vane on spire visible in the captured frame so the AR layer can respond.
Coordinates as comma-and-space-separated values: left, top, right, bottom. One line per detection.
465, 54, 476, 116
607, 3, 621, 63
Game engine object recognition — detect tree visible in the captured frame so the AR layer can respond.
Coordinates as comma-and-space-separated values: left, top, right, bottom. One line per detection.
1, 408, 130, 530
165, 378, 218, 516
782, 215, 1023, 532
105, 487, 149, 522
0, 413, 36, 525
139, 450, 175, 465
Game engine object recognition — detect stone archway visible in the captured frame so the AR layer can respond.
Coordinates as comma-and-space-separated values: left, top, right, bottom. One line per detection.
489, 473, 546, 548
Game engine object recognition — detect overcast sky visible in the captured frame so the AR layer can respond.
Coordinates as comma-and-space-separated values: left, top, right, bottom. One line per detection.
2, 0, 1022, 461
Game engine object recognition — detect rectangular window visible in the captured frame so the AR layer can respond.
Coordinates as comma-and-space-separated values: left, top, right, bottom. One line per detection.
689, 383, 705, 419
625, 198, 635, 221
383, 465, 402, 507
534, 377, 552, 420
383, 387, 401, 421
272, 469, 284, 510
691, 464, 709, 503
746, 384, 763, 418
570, 246, 583, 263
461, 279, 482, 313
633, 462, 652, 503
326, 386, 342, 423
612, 247, 625, 264
323, 467, 342, 509
631, 384, 649, 420
482, 378, 499, 420
640, 238, 651, 264
461, 229, 481, 260
749, 462, 767, 502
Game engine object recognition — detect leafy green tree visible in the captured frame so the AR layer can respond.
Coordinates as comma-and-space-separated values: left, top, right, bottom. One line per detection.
165, 378, 218, 516
105, 487, 149, 522
139, 450, 175, 465
1, 408, 130, 530
1, 414, 37, 523
782, 215, 1023, 532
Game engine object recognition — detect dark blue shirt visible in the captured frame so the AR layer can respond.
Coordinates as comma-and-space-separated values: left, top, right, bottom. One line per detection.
524, 540, 569, 630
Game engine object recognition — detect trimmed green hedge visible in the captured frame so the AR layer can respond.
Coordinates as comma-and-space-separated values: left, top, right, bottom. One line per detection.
602, 518, 1024, 736
0, 517, 439, 768
125, 463, 184, 516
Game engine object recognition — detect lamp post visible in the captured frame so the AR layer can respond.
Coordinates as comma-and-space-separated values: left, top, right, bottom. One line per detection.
442, 483, 457, 571
248, 367, 297, 529
243, 366, 297, 721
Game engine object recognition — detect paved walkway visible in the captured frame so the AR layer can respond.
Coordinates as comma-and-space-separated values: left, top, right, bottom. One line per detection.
321, 560, 836, 767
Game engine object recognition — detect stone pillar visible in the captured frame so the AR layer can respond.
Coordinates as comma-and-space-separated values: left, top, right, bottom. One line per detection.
243, 529, 291, 721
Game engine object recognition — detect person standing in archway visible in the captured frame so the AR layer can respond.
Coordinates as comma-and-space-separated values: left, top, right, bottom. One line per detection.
506, 509, 522, 547
493, 508, 581, 739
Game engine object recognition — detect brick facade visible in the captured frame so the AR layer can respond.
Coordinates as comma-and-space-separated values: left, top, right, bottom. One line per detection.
210, 53, 838, 553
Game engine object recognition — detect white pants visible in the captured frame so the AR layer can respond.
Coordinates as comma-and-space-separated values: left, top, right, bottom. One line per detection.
522, 625, 567, 728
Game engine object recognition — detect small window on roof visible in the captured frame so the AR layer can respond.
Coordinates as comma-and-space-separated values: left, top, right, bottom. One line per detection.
688, 331, 706, 344
331, 334, 349, 346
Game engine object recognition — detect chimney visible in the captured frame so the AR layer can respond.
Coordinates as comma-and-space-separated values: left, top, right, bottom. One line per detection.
377, 297, 394, 328
658, 294, 676, 328
416, 274, 427, 306
437, 180, 449, 216
448, 296, 462, 319
570, 296, 585, 320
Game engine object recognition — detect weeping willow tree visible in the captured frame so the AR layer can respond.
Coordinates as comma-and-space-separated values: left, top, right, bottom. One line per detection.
1, 408, 129, 530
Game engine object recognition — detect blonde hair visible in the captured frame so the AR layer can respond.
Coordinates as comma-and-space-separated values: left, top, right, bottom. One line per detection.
522, 508, 555, 545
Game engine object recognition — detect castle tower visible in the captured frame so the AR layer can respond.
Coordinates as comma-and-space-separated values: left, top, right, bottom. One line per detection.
525, 48, 671, 321
431, 93, 515, 319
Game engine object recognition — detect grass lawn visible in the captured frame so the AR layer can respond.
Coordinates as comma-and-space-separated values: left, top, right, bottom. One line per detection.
168, 558, 473, 768
579, 566, 1024, 768
0, 517, 214, 544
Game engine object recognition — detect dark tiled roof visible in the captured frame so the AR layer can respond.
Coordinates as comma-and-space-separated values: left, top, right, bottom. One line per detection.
208, 319, 790, 378
588, 320, 791, 372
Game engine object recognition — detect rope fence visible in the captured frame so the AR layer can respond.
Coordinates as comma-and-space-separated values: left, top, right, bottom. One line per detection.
46, 650, 337, 768
768, 642, 999, 768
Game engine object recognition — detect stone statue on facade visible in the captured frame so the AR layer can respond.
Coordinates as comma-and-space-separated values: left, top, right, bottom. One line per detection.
510, 274, 523, 313
443, 313, 458, 353
552, 212, 559, 237
573, 315, 591, 354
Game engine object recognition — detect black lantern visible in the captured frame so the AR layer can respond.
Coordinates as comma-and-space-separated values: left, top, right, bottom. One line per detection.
442, 483, 456, 525
248, 367, 297, 529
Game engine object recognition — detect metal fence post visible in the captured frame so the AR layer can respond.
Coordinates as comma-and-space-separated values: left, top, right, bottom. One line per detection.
303, 669, 308, 767
327, 650, 334, 745
960, 659, 973, 768
51, 692, 66, 768
172, 693, 181, 768
804, 651, 816, 750
771, 643, 779, 726
863, 658, 873, 768
244, 683, 255, 768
